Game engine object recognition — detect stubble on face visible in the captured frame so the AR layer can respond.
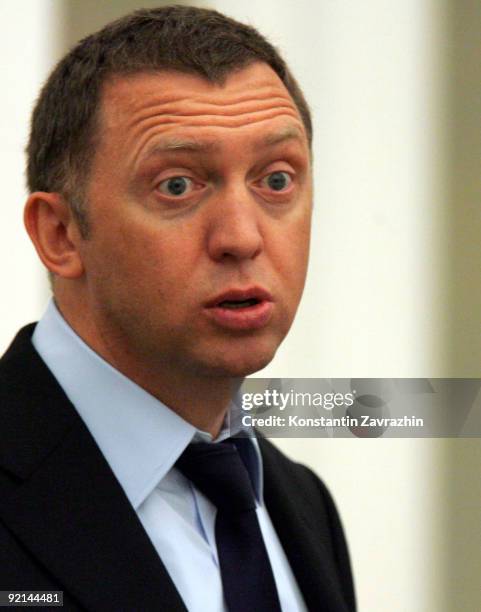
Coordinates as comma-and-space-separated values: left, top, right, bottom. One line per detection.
63, 63, 313, 389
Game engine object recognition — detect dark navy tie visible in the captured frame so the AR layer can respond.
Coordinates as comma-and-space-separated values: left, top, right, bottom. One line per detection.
176, 440, 282, 612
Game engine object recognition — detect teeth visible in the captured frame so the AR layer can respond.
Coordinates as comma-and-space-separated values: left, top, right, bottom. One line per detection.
219, 299, 258, 309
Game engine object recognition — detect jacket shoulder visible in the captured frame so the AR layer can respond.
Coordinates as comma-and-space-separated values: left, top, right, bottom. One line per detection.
0, 324, 77, 480
258, 436, 356, 611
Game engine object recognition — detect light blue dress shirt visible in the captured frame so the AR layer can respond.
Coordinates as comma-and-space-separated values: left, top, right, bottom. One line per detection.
32, 300, 307, 612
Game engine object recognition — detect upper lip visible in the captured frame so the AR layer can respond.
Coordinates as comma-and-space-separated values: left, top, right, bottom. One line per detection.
205, 286, 273, 308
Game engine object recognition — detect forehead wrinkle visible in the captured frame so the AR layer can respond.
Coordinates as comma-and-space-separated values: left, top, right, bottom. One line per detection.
201, 89, 296, 107
126, 99, 297, 133
128, 107, 301, 134
128, 108, 304, 168
134, 121, 305, 169
130, 92, 294, 112
115, 81, 297, 114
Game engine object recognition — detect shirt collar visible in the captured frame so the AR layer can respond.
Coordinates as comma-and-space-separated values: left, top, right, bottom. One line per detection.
32, 299, 263, 507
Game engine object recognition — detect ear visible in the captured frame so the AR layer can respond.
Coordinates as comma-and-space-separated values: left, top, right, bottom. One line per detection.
24, 192, 84, 279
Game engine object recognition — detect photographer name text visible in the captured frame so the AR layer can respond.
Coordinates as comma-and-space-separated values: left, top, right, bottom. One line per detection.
241, 414, 424, 428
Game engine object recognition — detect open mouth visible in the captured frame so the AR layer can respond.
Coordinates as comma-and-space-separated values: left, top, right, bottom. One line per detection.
206, 286, 272, 309
217, 298, 260, 309
204, 287, 273, 330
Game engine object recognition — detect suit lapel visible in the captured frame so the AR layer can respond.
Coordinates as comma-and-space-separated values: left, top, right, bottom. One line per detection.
0, 327, 352, 611
260, 439, 351, 612
0, 326, 187, 612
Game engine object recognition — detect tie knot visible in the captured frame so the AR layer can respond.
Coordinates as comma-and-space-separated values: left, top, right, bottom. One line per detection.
176, 440, 256, 512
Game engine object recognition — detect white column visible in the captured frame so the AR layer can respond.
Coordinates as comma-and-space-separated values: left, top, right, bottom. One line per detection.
0, 0, 65, 351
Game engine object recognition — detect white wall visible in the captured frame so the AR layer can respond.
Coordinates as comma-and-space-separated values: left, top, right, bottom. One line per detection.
0, 1, 62, 351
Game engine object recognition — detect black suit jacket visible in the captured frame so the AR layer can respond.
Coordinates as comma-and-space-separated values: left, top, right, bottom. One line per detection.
0, 325, 356, 611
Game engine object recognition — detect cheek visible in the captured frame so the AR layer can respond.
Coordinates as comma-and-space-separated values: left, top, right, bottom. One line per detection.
111, 224, 201, 299
278, 214, 312, 287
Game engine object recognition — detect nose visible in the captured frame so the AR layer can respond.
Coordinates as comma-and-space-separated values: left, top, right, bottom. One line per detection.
206, 184, 264, 262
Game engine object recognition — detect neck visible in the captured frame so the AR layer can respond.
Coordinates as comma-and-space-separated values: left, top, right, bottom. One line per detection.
54, 292, 241, 438
114, 365, 240, 438
137, 374, 241, 438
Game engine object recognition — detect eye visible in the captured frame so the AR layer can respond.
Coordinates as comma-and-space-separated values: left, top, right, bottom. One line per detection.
261, 171, 292, 192
158, 176, 194, 196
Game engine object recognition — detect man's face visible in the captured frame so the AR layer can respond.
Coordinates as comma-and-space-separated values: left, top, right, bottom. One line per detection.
77, 62, 312, 379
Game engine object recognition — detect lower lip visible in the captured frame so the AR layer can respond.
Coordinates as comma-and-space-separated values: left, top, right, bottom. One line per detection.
205, 300, 274, 331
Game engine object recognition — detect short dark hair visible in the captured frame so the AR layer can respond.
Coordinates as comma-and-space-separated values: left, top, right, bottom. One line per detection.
26, 5, 312, 236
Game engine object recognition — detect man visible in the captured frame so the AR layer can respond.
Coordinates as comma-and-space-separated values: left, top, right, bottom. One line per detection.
0, 6, 355, 611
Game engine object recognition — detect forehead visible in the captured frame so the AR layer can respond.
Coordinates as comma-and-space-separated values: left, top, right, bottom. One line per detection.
97, 62, 307, 162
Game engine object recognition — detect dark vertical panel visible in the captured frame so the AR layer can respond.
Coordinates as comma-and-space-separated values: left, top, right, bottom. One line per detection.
444, 440, 481, 611
445, 5, 481, 606
447, 0, 481, 376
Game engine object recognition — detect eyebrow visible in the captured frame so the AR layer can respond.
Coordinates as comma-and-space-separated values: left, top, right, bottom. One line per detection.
148, 138, 219, 153
260, 125, 305, 147
139, 124, 306, 163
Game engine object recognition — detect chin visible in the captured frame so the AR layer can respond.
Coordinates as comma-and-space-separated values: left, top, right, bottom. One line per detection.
197, 341, 279, 378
